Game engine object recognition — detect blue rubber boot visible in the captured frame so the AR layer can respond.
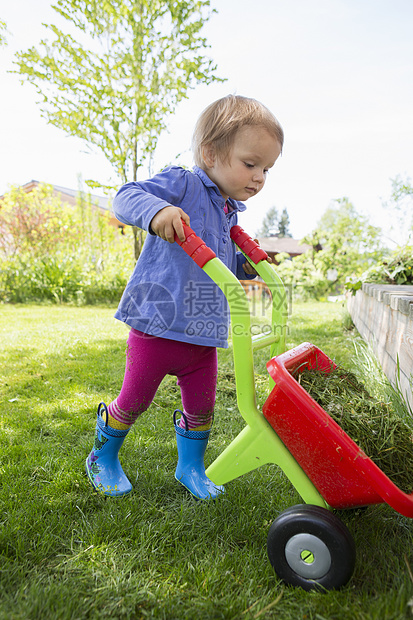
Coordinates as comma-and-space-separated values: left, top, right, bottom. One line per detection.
85, 402, 133, 497
174, 410, 225, 500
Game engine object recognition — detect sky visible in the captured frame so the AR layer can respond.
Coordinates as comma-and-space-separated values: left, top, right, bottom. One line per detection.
1, 0, 412, 242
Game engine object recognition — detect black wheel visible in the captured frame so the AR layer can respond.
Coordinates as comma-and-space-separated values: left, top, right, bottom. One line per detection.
267, 504, 356, 591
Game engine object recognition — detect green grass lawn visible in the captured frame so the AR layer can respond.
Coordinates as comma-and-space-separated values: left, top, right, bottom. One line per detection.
1, 302, 413, 619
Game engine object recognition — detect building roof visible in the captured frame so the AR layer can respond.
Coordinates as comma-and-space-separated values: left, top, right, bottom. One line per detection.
0, 179, 125, 228
18, 180, 110, 211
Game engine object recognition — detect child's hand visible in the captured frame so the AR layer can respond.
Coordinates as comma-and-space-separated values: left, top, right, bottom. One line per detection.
242, 239, 272, 275
150, 206, 190, 243
242, 260, 258, 276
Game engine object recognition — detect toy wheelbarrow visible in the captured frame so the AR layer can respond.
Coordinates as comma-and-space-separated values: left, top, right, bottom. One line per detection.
175, 223, 413, 591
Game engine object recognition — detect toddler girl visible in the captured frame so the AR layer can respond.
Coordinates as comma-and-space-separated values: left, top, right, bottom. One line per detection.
86, 94, 283, 500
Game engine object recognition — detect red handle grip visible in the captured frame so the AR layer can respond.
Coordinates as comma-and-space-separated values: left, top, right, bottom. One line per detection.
174, 221, 216, 268
230, 225, 268, 264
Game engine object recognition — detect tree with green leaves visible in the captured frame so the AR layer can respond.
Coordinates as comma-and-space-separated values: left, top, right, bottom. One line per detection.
14, 0, 223, 257
0, 19, 7, 46
385, 174, 413, 243
278, 207, 292, 238
256, 205, 292, 238
256, 206, 279, 237
275, 198, 386, 299
303, 197, 385, 287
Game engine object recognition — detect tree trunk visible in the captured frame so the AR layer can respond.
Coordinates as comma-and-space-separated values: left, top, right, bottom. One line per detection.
132, 226, 145, 261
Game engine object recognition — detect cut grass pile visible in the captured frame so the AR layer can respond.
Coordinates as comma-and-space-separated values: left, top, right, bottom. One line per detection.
299, 367, 413, 493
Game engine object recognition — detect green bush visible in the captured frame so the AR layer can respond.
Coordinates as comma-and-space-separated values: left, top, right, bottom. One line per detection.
0, 250, 133, 304
0, 254, 82, 303
0, 183, 136, 304
362, 244, 413, 285
345, 244, 413, 294
273, 253, 332, 301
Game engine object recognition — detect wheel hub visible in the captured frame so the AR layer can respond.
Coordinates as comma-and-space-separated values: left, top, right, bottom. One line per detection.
285, 533, 332, 579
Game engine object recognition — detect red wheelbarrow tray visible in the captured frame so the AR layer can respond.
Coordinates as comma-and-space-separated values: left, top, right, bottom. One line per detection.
263, 342, 413, 518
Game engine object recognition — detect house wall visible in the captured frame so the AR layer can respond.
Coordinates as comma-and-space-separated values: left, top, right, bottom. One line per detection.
347, 283, 413, 409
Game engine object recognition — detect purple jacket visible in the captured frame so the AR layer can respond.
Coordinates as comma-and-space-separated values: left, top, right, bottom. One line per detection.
113, 166, 254, 348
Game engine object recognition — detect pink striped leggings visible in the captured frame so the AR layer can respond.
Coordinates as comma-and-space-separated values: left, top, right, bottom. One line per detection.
108, 328, 218, 429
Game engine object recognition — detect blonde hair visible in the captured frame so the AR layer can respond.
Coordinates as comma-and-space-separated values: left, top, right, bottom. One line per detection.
192, 94, 284, 168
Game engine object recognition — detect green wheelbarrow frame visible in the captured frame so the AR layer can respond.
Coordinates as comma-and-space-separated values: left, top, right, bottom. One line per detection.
176, 223, 327, 509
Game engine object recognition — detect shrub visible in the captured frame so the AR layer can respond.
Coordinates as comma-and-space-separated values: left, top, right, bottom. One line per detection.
345, 244, 413, 294
362, 245, 413, 285
273, 253, 331, 301
0, 183, 136, 304
0, 184, 80, 257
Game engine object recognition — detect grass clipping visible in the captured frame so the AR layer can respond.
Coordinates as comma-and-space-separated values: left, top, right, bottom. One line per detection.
298, 367, 413, 494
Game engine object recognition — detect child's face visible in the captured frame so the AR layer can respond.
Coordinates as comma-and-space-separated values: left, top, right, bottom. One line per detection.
203, 126, 282, 202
